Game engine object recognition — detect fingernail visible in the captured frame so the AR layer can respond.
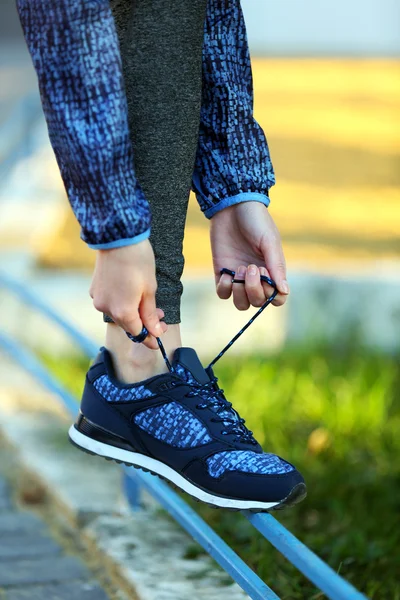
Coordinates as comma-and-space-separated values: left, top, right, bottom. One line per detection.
248, 265, 257, 276
237, 266, 246, 277
281, 280, 290, 294
154, 322, 161, 331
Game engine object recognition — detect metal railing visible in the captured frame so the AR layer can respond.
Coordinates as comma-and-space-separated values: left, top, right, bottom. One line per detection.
0, 273, 368, 600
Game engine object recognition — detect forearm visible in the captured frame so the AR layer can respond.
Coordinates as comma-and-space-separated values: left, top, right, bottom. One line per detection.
193, 0, 275, 218
16, 0, 151, 248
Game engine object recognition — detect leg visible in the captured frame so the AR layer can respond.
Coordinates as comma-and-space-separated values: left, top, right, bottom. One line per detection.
70, 1, 306, 512
108, 0, 208, 381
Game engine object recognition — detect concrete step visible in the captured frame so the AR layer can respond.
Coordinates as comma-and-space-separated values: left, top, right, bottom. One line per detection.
0, 473, 110, 600
0, 394, 249, 600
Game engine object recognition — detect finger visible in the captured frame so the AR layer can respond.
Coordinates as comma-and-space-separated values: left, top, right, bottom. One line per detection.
157, 308, 168, 333
259, 266, 276, 301
245, 264, 265, 308
261, 230, 288, 292
118, 310, 144, 339
270, 282, 287, 307
261, 236, 289, 307
232, 265, 250, 311
258, 264, 286, 307
216, 271, 234, 300
156, 308, 166, 321
121, 305, 166, 351
259, 265, 283, 306
140, 328, 166, 351
121, 308, 168, 336
265, 243, 289, 296
155, 308, 168, 336
140, 292, 164, 339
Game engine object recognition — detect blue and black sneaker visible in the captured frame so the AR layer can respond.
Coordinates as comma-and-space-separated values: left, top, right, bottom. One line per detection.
69, 345, 306, 511
69, 271, 306, 511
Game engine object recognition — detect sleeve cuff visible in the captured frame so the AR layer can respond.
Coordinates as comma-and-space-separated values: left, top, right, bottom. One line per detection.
87, 228, 151, 250
203, 193, 270, 219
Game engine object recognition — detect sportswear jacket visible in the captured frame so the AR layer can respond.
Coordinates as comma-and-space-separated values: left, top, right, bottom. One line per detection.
17, 0, 275, 249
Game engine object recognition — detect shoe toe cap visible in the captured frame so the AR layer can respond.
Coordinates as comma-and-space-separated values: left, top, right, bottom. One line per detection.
184, 458, 305, 505
217, 465, 305, 504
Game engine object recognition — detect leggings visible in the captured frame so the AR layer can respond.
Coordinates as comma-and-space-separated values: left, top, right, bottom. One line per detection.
110, 0, 208, 325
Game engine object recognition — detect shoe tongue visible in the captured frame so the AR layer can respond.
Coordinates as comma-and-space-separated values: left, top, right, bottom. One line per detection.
172, 347, 210, 385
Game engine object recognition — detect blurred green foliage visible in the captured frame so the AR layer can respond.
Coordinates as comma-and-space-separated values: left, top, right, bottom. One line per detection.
44, 345, 400, 599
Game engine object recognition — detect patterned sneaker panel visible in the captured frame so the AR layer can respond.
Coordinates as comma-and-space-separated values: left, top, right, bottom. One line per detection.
173, 363, 241, 425
173, 364, 198, 385
94, 371, 213, 448
93, 374, 154, 402
134, 401, 213, 448
207, 450, 295, 479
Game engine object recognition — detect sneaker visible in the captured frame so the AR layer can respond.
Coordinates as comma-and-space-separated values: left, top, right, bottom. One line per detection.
68, 346, 306, 511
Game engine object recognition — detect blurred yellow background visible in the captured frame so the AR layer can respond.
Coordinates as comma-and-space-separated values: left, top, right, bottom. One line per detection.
35, 59, 400, 273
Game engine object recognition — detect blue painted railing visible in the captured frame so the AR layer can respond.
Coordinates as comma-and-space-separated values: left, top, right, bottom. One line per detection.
0, 273, 368, 600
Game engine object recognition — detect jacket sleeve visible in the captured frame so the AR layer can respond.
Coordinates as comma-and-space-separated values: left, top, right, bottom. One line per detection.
192, 0, 275, 219
16, 0, 151, 249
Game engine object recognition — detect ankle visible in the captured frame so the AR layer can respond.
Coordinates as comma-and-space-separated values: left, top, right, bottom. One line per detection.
105, 323, 182, 384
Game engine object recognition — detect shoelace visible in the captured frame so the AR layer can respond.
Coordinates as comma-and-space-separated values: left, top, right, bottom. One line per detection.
126, 269, 277, 444
186, 376, 257, 445
159, 268, 278, 445
156, 268, 278, 372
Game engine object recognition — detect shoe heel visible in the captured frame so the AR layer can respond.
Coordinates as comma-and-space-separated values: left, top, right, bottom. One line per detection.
71, 413, 136, 453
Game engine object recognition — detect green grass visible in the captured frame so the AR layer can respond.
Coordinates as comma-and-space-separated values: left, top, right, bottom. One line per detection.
44, 345, 400, 599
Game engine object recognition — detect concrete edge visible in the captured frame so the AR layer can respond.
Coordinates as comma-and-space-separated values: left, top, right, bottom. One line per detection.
0, 404, 249, 600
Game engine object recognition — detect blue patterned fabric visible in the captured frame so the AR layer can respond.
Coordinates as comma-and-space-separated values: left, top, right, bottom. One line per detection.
16, 0, 151, 248
193, 0, 275, 218
134, 402, 212, 448
17, 0, 275, 248
93, 375, 154, 402
207, 450, 294, 478
173, 364, 197, 386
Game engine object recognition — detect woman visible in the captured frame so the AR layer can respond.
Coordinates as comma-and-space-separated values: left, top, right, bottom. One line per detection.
17, 0, 306, 511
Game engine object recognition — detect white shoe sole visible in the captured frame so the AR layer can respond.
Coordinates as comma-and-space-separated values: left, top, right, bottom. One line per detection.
68, 425, 282, 511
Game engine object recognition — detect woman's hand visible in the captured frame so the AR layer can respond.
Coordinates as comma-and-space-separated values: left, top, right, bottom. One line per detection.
210, 202, 289, 309
89, 240, 167, 349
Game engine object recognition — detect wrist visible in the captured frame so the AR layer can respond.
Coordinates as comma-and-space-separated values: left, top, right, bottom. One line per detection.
97, 238, 152, 255
87, 228, 151, 250
212, 199, 269, 223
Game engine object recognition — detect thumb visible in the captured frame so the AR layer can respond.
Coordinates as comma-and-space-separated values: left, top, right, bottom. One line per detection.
140, 292, 164, 339
262, 236, 289, 296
